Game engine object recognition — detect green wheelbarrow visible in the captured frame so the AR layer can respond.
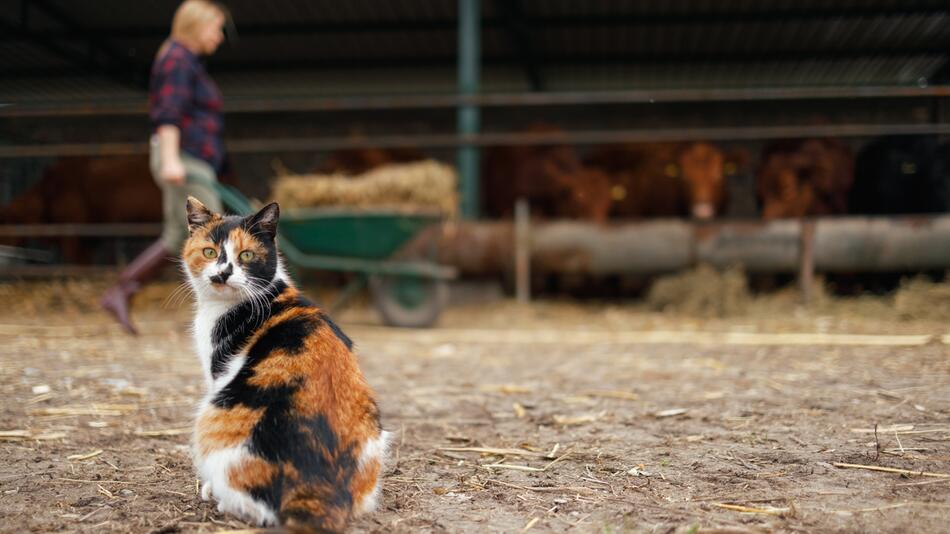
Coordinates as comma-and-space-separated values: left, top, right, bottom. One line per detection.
189, 174, 457, 328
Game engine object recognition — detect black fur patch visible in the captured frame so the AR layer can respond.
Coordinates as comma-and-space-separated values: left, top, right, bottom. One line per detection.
208, 217, 242, 244
318, 312, 353, 351
248, 469, 284, 513
210, 280, 287, 378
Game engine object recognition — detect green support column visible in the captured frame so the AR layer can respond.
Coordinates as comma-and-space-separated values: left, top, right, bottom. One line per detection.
457, 0, 481, 219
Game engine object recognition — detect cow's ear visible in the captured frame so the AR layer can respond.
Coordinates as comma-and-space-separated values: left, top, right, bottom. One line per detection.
186, 196, 217, 233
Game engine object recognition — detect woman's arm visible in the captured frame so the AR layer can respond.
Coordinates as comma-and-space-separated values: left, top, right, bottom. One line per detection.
156, 124, 186, 185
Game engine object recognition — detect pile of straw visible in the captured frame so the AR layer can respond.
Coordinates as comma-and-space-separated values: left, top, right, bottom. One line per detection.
271, 159, 458, 215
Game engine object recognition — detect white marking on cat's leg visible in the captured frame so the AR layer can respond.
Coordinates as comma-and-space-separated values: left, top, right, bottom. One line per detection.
354, 430, 391, 515
198, 446, 278, 526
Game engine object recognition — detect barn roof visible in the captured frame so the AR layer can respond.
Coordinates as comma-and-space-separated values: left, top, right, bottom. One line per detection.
1, 0, 948, 107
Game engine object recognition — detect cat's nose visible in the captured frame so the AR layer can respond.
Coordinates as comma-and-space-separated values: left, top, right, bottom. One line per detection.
210, 263, 233, 285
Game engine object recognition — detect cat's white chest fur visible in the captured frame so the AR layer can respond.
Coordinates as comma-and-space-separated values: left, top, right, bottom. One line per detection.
192, 297, 238, 390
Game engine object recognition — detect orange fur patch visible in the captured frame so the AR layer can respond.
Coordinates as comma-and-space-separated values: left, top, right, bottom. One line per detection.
195, 405, 264, 456
350, 457, 381, 508
227, 227, 267, 262
288, 324, 379, 445
181, 219, 223, 275
228, 456, 279, 492
281, 483, 350, 533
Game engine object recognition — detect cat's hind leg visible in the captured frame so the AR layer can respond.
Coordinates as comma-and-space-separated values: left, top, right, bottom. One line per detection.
352, 430, 391, 516
198, 446, 279, 526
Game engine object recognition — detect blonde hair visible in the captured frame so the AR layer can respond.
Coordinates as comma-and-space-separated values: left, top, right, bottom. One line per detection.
170, 0, 228, 44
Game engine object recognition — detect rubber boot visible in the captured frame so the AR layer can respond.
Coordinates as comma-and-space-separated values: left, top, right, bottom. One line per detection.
100, 239, 171, 335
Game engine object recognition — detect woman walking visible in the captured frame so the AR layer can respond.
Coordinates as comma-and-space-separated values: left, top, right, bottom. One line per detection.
101, 0, 230, 334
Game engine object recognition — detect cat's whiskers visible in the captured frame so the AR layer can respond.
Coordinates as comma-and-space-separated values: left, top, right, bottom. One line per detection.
163, 281, 196, 309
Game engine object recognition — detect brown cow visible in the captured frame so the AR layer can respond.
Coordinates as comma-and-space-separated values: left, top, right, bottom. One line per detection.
482, 125, 612, 222
756, 139, 853, 219
1, 156, 163, 263
585, 141, 739, 219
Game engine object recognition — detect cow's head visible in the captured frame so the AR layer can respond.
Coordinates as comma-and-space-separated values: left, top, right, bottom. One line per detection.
678, 142, 732, 219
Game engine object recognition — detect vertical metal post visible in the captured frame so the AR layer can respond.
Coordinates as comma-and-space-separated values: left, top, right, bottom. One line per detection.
799, 219, 816, 306
515, 198, 531, 304
457, 0, 481, 219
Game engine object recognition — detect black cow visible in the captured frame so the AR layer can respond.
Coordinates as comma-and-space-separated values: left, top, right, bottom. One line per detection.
849, 136, 950, 215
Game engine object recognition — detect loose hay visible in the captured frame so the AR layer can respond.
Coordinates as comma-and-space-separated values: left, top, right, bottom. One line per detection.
646, 264, 750, 317
894, 273, 950, 320
270, 159, 458, 215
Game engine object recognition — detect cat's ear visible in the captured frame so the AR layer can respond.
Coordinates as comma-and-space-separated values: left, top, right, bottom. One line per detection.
186, 196, 216, 234
246, 202, 279, 240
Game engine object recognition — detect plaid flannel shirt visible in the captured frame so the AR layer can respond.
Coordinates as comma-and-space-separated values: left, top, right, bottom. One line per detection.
149, 40, 224, 172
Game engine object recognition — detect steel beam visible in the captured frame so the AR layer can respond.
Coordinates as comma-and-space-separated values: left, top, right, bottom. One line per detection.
0, 223, 162, 237
2, 86, 949, 118
4, 7, 947, 40
5, 123, 950, 159
163, 45, 950, 72
457, 0, 481, 219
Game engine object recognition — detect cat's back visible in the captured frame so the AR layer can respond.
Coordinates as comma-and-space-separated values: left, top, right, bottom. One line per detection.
194, 283, 387, 531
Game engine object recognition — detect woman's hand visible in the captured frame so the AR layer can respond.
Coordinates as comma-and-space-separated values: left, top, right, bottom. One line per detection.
160, 156, 186, 185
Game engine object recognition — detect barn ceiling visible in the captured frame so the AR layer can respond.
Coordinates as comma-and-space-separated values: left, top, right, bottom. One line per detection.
0, 0, 948, 104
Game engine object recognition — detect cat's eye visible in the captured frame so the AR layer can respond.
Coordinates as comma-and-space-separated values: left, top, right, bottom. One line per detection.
202, 247, 217, 259
239, 250, 255, 262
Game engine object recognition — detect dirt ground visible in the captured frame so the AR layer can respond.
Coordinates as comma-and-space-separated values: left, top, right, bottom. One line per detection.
0, 278, 948, 533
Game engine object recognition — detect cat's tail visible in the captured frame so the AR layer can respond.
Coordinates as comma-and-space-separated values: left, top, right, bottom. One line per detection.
279, 483, 352, 534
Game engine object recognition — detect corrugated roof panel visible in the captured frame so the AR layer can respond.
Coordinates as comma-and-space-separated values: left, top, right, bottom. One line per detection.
0, 42, 74, 70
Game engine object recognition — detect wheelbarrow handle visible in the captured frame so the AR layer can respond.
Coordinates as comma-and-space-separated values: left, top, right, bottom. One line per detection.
187, 173, 256, 216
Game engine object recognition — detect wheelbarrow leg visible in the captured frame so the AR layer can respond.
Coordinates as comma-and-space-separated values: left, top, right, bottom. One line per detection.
328, 274, 367, 316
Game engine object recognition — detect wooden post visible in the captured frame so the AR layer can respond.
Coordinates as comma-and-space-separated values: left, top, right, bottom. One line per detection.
799, 219, 816, 305
515, 198, 531, 304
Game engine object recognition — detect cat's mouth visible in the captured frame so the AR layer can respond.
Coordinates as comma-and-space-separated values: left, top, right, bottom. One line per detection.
208, 279, 239, 293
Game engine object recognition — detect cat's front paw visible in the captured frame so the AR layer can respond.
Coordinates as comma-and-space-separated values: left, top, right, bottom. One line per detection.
216, 496, 278, 526
200, 481, 212, 501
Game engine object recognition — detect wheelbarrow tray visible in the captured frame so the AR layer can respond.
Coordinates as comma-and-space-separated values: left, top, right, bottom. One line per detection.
279, 207, 442, 260
192, 175, 455, 327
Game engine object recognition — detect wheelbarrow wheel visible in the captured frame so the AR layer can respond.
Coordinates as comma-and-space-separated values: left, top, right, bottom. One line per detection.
369, 274, 449, 328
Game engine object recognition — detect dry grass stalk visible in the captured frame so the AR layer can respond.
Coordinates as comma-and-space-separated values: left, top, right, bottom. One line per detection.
553, 412, 605, 425
579, 390, 639, 401
437, 447, 546, 458
31, 404, 138, 417
522, 517, 540, 532
654, 408, 689, 418
485, 478, 598, 495
894, 478, 950, 487
832, 462, 950, 478
0, 430, 68, 441
832, 502, 916, 515
67, 449, 103, 461
483, 449, 573, 473
479, 384, 533, 394
851, 424, 914, 434
133, 427, 191, 437
712, 503, 791, 516
512, 402, 526, 418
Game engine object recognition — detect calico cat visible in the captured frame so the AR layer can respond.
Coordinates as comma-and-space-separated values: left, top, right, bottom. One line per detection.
182, 196, 388, 532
